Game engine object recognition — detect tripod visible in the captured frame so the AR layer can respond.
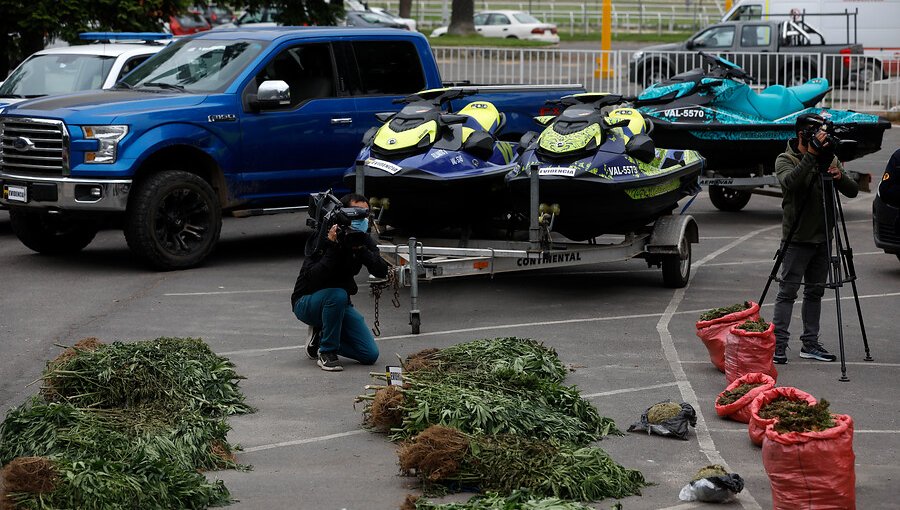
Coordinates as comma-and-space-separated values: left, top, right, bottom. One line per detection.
758, 167, 874, 382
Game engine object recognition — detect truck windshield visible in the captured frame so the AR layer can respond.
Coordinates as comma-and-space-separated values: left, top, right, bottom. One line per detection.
120, 39, 267, 93
0, 54, 115, 98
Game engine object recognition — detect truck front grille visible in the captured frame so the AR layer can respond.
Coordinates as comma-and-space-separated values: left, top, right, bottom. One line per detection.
0, 117, 69, 176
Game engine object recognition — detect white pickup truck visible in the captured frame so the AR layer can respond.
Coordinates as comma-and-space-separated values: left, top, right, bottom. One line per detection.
0, 33, 171, 111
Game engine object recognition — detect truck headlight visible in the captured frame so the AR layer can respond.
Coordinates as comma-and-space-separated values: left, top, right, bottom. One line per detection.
83, 125, 128, 164
631, 51, 644, 61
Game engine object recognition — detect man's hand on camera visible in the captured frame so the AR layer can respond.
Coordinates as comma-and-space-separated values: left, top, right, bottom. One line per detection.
828, 165, 842, 181
807, 130, 829, 156
327, 224, 339, 242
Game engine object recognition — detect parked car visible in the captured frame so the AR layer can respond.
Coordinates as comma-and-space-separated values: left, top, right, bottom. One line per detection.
369, 7, 416, 31
345, 10, 409, 30
0, 33, 170, 110
215, 7, 280, 29
629, 19, 869, 87
167, 11, 212, 36
0, 28, 582, 269
873, 148, 900, 263
190, 3, 236, 26
430, 10, 559, 43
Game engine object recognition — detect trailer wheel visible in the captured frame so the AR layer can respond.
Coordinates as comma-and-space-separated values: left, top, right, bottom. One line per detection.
125, 170, 221, 270
709, 185, 752, 212
662, 237, 691, 288
9, 208, 97, 255
410, 312, 421, 335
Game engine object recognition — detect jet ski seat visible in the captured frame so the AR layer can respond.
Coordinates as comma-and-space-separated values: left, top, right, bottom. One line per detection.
746, 85, 806, 121
784, 78, 830, 105
458, 101, 505, 135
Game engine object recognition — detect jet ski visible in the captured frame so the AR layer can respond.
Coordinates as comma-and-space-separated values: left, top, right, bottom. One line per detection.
506, 93, 704, 241
633, 52, 890, 175
345, 88, 517, 233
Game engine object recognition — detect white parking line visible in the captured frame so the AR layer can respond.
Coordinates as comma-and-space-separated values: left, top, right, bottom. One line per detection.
241, 429, 368, 453
582, 382, 679, 399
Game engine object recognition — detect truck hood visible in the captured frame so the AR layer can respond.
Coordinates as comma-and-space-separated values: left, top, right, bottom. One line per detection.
3, 90, 207, 121
638, 42, 684, 53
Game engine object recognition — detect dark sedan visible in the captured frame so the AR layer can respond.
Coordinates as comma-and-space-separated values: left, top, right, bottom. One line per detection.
873, 148, 900, 262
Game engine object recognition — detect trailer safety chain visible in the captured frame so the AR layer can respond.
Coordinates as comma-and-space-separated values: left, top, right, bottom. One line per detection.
370, 265, 401, 337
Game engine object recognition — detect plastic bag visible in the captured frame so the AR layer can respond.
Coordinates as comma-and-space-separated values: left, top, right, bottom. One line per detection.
748, 387, 817, 446
695, 301, 761, 373
715, 372, 776, 424
724, 321, 777, 384
627, 401, 697, 440
762, 414, 855, 510
679, 474, 745, 503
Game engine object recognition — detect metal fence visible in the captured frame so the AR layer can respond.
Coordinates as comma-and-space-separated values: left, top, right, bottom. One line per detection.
432, 47, 900, 112
371, 0, 724, 33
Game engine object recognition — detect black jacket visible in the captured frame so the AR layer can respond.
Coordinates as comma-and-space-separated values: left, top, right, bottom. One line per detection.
291, 234, 389, 305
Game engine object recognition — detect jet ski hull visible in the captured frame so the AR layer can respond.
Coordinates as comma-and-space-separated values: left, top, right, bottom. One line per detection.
507, 149, 704, 241
639, 109, 890, 172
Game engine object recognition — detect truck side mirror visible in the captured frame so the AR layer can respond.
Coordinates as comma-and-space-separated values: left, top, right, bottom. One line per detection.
685, 40, 695, 50
254, 80, 291, 110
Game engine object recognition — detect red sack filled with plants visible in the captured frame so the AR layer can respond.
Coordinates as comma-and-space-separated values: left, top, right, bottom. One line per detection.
762, 411, 855, 510
714, 372, 775, 424
695, 301, 760, 373
748, 387, 817, 446
724, 319, 777, 384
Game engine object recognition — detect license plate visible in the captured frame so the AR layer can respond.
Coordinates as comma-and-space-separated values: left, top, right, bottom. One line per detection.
366, 158, 402, 175
3, 184, 27, 203
539, 167, 576, 177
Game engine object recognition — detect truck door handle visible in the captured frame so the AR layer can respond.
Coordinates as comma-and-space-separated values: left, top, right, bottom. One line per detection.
331, 117, 353, 125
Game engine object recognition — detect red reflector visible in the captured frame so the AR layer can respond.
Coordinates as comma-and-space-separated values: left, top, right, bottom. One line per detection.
840, 47, 852, 66
473, 261, 490, 270
550, 27, 558, 34
531, 28, 544, 34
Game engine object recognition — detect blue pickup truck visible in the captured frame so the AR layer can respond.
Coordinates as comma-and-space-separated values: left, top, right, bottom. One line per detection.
0, 28, 581, 269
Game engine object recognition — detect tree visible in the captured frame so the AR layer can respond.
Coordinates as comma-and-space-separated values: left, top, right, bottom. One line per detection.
1, 0, 189, 77
398, 0, 413, 19
447, 0, 475, 36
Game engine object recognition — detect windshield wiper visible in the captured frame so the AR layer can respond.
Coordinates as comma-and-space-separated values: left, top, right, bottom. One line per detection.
140, 82, 186, 92
0, 94, 24, 98
115, 82, 133, 90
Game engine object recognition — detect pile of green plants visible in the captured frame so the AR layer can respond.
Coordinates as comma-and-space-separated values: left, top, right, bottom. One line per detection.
716, 384, 764, 406
759, 398, 836, 433
359, 337, 645, 506
398, 426, 646, 501
363, 338, 616, 444
401, 489, 602, 509
0, 337, 252, 509
736, 319, 770, 333
699, 302, 751, 322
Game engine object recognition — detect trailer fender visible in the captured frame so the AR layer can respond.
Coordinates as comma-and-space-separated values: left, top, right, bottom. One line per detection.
646, 215, 698, 257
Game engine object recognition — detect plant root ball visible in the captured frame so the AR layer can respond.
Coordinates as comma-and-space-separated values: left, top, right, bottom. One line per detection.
398, 425, 470, 481
403, 348, 441, 373
1, 457, 58, 507
369, 386, 405, 431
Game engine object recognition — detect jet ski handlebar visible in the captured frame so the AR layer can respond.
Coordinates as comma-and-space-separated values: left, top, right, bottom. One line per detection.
699, 51, 757, 83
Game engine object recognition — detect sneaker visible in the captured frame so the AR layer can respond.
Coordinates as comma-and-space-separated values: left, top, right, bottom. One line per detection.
317, 351, 343, 372
305, 326, 321, 360
773, 345, 788, 365
800, 343, 837, 362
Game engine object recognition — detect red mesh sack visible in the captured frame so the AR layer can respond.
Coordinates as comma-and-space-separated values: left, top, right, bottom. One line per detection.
762, 414, 855, 510
714, 372, 776, 424
748, 387, 817, 446
724, 321, 777, 384
695, 301, 760, 373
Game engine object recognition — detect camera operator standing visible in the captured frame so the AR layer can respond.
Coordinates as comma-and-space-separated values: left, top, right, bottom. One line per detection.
291, 193, 388, 372
772, 113, 858, 365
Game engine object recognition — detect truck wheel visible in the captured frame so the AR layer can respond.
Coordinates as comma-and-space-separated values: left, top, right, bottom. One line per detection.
662, 237, 691, 288
125, 170, 221, 270
643, 63, 669, 87
709, 185, 752, 212
9, 208, 97, 255
785, 65, 812, 87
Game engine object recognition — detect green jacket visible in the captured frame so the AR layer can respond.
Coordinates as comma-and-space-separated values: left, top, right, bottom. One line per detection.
775, 140, 858, 243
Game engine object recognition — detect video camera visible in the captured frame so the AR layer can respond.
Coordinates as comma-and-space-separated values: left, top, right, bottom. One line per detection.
797, 114, 858, 165
305, 191, 369, 255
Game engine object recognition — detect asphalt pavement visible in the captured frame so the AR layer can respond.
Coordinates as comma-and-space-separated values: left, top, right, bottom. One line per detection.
0, 127, 898, 509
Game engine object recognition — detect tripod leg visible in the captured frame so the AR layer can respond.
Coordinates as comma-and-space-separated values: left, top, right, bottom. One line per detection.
835, 191, 874, 361
821, 176, 850, 382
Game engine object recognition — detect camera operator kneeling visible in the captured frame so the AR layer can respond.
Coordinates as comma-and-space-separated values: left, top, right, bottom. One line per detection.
772, 114, 858, 365
291, 194, 388, 372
